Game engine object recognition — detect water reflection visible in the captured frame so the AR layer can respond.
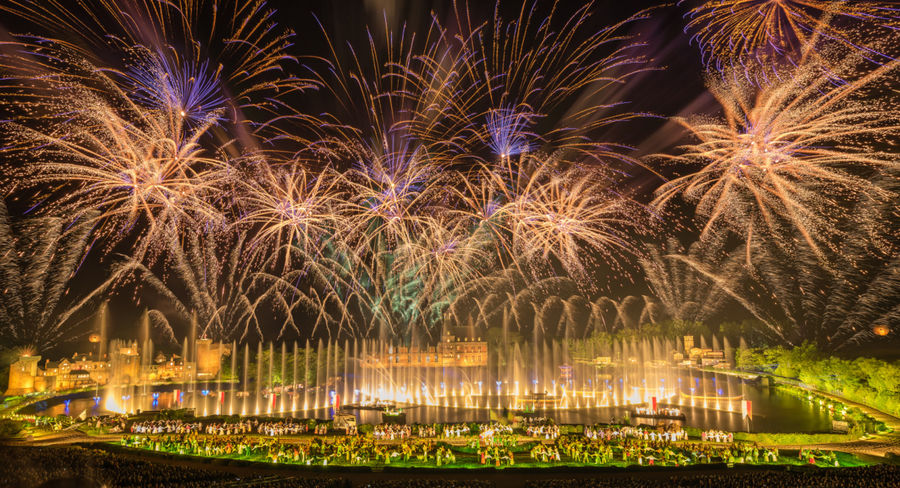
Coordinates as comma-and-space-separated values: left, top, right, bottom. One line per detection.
25, 383, 832, 433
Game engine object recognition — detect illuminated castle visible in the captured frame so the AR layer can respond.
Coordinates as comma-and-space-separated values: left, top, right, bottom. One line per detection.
4, 338, 231, 396
672, 335, 728, 367
5, 352, 110, 395
196, 338, 232, 378
362, 332, 488, 368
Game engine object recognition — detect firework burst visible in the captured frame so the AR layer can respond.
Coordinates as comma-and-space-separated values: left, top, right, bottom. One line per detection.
653, 55, 900, 263
681, 0, 900, 75
126, 48, 228, 127
443, 1, 656, 160
392, 219, 492, 313
3, 71, 226, 257
339, 147, 445, 253
0, 0, 313, 130
506, 156, 647, 282
236, 164, 342, 265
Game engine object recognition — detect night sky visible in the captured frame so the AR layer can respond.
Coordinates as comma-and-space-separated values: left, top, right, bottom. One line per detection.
109, 0, 714, 346
2, 1, 894, 357
0, 1, 743, 349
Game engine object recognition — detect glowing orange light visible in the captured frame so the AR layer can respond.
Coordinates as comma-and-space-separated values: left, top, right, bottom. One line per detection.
873, 325, 890, 336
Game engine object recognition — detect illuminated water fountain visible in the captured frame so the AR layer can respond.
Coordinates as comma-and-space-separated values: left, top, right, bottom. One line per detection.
85, 329, 756, 429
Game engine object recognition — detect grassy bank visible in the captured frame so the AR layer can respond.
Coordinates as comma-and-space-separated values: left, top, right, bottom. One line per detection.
737, 344, 900, 420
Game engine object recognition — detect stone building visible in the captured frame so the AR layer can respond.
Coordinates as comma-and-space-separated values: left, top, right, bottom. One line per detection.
4, 353, 110, 395
363, 332, 488, 368
109, 340, 141, 385
4, 337, 229, 395
196, 338, 232, 378
5, 355, 42, 396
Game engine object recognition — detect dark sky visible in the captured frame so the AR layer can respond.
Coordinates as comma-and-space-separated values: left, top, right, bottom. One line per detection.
6, 1, 731, 352
273, 0, 712, 184
278, 0, 710, 126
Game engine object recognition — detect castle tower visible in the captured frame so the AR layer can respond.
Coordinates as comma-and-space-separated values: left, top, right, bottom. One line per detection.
109, 340, 140, 385
196, 338, 232, 378
5, 354, 41, 395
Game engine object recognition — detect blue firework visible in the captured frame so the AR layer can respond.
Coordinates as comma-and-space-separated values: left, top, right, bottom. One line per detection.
127, 48, 227, 125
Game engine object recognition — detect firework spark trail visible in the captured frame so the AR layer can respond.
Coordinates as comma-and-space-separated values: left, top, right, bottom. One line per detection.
652, 52, 900, 265
0, 1, 733, 343
284, 11, 459, 164
112, 229, 317, 343
0, 199, 112, 350
0, 0, 322, 341
231, 2, 658, 339
448, 153, 652, 289
237, 155, 457, 340
669, 229, 899, 350
2, 68, 227, 259
663, 252, 790, 343
235, 163, 342, 266
639, 236, 735, 323
392, 218, 492, 317
681, 0, 900, 77
451, 168, 515, 261
436, 1, 658, 161
507, 160, 645, 281
339, 146, 445, 253
483, 108, 538, 159
0, 0, 314, 131
662, 171, 899, 350
290, 1, 655, 164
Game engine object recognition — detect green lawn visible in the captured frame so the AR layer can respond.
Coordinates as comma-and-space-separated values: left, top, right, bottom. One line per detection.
116, 441, 877, 470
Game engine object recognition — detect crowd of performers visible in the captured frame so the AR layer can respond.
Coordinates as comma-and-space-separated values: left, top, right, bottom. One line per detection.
121, 433, 446, 466
374, 423, 507, 440
130, 418, 315, 436
120, 418, 841, 469
633, 407, 682, 417
130, 419, 202, 434
90, 414, 128, 432
522, 418, 560, 439
701, 430, 734, 443
15, 413, 127, 434
373, 424, 412, 440
554, 434, 781, 466
585, 425, 688, 442
800, 447, 842, 467
442, 423, 471, 438
417, 424, 438, 438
